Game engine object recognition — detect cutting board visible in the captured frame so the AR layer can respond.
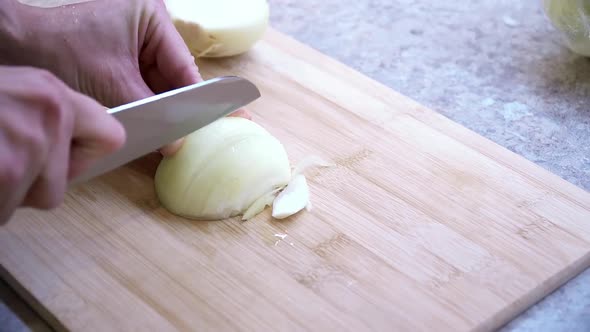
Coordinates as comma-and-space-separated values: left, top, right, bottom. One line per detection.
3, 11, 590, 332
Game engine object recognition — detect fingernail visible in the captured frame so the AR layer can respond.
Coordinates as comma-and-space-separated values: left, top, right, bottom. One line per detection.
189, 56, 203, 81
159, 138, 185, 156
228, 108, 253, 120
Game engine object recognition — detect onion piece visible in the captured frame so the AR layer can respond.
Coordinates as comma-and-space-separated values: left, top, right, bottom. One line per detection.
242, 188, 280, 221
164, 0, 270, 58
271, 174, 310, 219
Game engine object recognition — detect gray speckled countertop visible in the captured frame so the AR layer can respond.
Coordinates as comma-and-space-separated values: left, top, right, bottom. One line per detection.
1, 0, 589, 331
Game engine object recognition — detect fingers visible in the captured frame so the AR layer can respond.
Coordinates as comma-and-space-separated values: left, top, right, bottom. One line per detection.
16, 71, 73, 210
23, 91, 125, 207
68, 93, 126, 180
148, 1, 202, 89
8, 68, 125, 209
158, 138, 184, 157
228, 108, 253, 120
22, 122, 69, 209
135, 0, 208, 157
141, 2, 202, 155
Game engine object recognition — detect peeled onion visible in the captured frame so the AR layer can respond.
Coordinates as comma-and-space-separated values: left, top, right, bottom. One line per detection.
154, 117, 320, 221
164, 0, 270, 58
155, 117, 288, 220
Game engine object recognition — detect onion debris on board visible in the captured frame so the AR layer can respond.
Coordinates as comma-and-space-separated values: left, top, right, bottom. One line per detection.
154, 117, 330, 221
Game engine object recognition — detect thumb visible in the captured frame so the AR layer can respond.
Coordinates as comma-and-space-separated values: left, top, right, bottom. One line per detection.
150, 2, 203, 88
121, 71, 186, 157
68, 93, 126, 180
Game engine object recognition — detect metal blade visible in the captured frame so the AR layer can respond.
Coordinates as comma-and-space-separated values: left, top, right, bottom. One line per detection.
72, 76, 260, 184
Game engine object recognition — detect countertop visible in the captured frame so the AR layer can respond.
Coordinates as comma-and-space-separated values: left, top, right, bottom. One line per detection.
1, 0, 589, 331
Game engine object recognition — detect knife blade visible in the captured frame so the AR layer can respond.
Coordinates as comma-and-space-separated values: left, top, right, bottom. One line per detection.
72, 76, 261, 184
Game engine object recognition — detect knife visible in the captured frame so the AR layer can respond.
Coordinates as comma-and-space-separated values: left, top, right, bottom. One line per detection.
72, 76, 261, 184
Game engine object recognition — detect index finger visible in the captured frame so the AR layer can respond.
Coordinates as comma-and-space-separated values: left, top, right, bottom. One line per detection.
68, 94, 126, 180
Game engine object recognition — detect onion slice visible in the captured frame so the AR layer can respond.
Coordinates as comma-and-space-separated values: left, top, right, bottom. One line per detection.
271, 175, 310, 219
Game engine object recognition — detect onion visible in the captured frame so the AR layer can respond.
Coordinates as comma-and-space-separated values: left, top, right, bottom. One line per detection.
272, 175, 310, 219
543, 0, 590, 56
164, 0, 270, 58
154, 117, 321, 221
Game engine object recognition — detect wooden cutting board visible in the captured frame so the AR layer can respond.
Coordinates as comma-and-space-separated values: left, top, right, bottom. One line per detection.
3, 21, 590, 332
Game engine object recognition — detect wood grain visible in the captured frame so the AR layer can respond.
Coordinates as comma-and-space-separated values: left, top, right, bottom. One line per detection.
2, 7, 590, 331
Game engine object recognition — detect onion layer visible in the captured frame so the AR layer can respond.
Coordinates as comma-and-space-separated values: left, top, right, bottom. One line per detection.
155, 117, 291, 220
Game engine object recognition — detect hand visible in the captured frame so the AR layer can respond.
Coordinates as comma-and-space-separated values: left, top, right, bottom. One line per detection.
6, 0, 200, 107
0, 66, 125, 224
2, 0, 251, 156
2, 0, 201, 155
